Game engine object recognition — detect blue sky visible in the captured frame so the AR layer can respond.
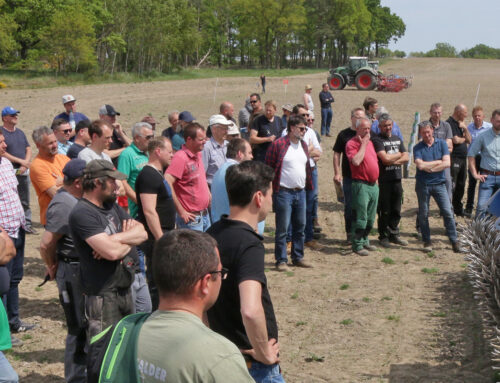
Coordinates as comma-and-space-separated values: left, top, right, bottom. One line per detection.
380, 0, 499, 54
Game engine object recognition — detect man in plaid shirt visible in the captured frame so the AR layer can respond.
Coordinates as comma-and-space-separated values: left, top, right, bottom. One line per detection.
265, 115, 313, 271
0, 130, 37, 343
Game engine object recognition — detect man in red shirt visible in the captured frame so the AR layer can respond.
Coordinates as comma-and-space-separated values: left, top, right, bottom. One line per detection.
165, 122, 211, 232
346, 117, 379, 256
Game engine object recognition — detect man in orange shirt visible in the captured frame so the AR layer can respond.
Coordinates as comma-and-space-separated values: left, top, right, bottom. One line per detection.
30, 126, 70, 226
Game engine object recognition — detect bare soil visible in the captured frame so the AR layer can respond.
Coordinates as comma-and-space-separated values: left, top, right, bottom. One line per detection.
2, 57, 500, 382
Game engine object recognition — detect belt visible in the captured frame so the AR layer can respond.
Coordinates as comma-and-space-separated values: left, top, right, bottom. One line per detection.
190, 209, 208, 216
279, 186, 304, 192
60, 257, 79, 264
352, 179, 376, 186
481, 169, 500, 176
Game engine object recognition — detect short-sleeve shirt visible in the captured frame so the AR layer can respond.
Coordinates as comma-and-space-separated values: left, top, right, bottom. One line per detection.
207, 217, 278, 352
251, 114, 284, 162
201, 137, 228, 185
53, 112, 89, 126
413, 138, 449, 185
0, 157, 25, 238
69, 199, 138, 295
135, 165, 176, 239
66, 143, 85, 159
171, 133, 185, 152
346, 137, 379, 183
45, 188, 78, 261
30, 154, 70, 225
372, 134, 406, 182
447, 116, 467, 158
333, 127, 357, 178
166, 146, 210, 213
468, 128, 500, 172
78, 147, 112, 164
0, 126, 30, 169
370, 120, 404, 143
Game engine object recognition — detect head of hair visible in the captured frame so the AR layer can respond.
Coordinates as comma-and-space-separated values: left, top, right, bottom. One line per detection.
351, 107, 364, 117
363, 97, 378, 111
375, 106, 388, 118
168, 110, 179, 122
355, 117, 371, 129
51, 118, 68, 131
153, 229, 218, 296
183, 122, 204, 141
249, 93, 261, 101
322, 83, 328, 88
88, 119, 110, 139
32, 126, 52, 143
82, 175, 108, 192
264, 100, 277, 110
147, 136, 168, 155
472, 105, 484, 115
377, 113, 392, 125
492, 109, 500, 119
226, 160, 274, 207
430, 102, 441, 111
132, 122, 152, 138
418, 121, 432, 132
226, 138, 247, 159
287, 115, 306, 132
75, 119, 91, 134
292, 104, 306, 115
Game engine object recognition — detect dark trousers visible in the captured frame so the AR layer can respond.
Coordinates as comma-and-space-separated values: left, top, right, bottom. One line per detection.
2, 229, 25, 328
377, 180, 403, 240
16, 175, 31, 227
139, 238, 159, 311
466, 155, 481, 211
451, 156, 467, 213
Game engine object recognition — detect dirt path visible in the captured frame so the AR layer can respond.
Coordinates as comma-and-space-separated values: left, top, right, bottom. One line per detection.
2, 58, 499, 382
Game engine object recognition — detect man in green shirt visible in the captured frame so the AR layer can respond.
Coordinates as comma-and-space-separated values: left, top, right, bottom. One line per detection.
136, 229, 254, 383
117, 122, 153, 218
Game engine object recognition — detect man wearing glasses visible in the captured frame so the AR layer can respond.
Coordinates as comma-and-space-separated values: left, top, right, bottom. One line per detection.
137, 229, 254, 382
207, 161, 284, 382
248, 93, 263, 133
52, 118, 74, 155
202, 115, 230, 188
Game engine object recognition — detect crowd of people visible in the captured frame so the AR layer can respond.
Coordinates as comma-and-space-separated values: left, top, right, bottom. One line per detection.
0, 84, 499, 382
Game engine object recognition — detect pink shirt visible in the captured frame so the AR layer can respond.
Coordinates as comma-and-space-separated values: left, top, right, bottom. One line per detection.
166, 145, 210, 212
346, 137, 379, 183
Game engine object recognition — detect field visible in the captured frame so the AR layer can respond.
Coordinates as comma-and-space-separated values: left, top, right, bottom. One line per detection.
2, 57, 500, 382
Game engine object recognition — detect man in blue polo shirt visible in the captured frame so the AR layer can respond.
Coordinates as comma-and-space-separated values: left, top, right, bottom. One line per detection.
414, 122, 459, 253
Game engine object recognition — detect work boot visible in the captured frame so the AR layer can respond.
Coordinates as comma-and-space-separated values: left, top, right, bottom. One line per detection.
276, 262, 289, 272
379, 238, 391, 248
305, 240, 324, 251
313, 218, 322, 233
355, 249, 370, 256
364, 244, 377, 251
390, 236, 408, 246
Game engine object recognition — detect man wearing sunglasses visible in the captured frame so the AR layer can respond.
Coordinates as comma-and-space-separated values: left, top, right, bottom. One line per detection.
52, 118, 74, 155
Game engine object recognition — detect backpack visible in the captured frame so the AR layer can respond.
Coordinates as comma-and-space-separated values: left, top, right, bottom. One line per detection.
87, 312, 151, 383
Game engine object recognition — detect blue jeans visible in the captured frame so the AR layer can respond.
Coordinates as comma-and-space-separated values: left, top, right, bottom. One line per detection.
415, 181, 457, 243
2, 230, 25, 328
274, 188, 306, 264
320, 107, 332, 135
248, 361, 285, 383
342, 177, 353, 236
0, 351, 18, 383
476, 174, 500, 218
175, 211, 211, 232
305, 167, 318, 242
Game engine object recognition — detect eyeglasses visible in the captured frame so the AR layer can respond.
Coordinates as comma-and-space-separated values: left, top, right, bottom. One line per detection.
62, 129, 72, 134
209, 267, 228, 280
144, 134, 154, 140
7, 114, 17, 117
250, 100, 258, 104
298, 127, 307, 132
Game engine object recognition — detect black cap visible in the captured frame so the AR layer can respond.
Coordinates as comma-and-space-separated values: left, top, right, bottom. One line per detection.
63, 159, 87, 181
98, 104, 120, 116
84, 159, 127, 180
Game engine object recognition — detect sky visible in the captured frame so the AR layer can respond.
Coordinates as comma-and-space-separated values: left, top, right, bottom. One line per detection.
380, 0, 500, 54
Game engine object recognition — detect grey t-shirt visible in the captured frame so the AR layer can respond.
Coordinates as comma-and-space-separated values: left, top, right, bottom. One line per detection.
78, 147, 112, 164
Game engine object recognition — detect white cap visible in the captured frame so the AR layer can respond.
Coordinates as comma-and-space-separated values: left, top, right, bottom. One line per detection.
62, 95, 76, 104
227, 121, 240, 136
209, 114, 232, 127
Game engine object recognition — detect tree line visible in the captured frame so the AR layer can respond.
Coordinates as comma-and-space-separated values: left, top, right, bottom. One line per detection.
0, 0, 405, 74
410, 43, 500, 59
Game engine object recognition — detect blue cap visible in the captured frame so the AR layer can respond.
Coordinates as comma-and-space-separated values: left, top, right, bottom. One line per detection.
63, 159, 87, 180
179, 111, 195, 123
1, 107, 20, 117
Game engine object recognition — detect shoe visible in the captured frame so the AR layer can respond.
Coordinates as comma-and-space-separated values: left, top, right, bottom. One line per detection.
276, 262, 289, 272
286, 242, 291, 254
292, 259, 313, 268
313, 219, 322, 233
305, 240, 324, 251
313, 232, 321, 240
364, 244, 377, 251
464, 208, 473, 216
452, 242, 463, 253
326, 133, 332, 137
355, 249, 370, 256
25, 226, 38, 235
390, 236, 408, 246
10, 336, 23, 347
10, 321, 38, 333
423, 242, 433, 252
379, 238, 391, 248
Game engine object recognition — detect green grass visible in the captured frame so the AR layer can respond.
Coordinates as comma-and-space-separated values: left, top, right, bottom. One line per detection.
295, 321, 307, 327
340, 319, 353, 325
340, 283, 350, 290
291, 291, 299, 299
305, 353, 325, 362
386, 315, 400, 322
421, 267, 439, 274
430, 312, 447, 318
381, 257, 395, 265
285, 271, 295, 277
34, 286, 42, 292
21, 334, 32, 341
403, 260, 409, 265
264, 268, 270, 273
362, 297, 371, 302
460, 263, 467, 268
426, 251, 435, 258
381, 296, 392, 301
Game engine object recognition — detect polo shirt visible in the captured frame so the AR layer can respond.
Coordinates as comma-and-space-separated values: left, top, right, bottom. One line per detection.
117, 143, 148, 218
211, 159, 238, 223
468, 128, 500, 172
201, 137, 228, 186
57, 140, 73, 155
332, 127, 357, 178
413, 138, 449, 184
166, 145, 210, 213
345, 137, 379, 183
0, 126, 30, 169
467, 121, 491, 144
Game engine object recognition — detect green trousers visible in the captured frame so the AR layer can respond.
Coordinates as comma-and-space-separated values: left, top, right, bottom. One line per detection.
351, 181, 379, 251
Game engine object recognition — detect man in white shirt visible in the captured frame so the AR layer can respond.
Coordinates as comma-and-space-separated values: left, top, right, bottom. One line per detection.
78, 120, 113, 164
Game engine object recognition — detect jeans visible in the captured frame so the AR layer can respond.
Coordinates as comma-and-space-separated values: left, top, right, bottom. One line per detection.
415, 181, 457, 243
305, 167, 318, 242
342, 177, 353, 237
466, 155, 481, 211
320, 107, 333, 136
16, 175, 31, 228
2, 230, 25, 329
274, 188, 306, 264
131, 273, 152, 314
0, 351, 18, 383
444, 167, 452, 203
351, 181, 379, 251
175, 211, 211, 232
451, 156, 467, 213
377, 180, 402, 240
248, 362, 286, 383
476, 174, 500, 218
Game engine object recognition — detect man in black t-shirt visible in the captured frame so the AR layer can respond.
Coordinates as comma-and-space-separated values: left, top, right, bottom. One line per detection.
69, 159, 147, 338
135, 137, 175, 310
372, 114, 409, 248
333, 107, 365, 242
447, 104, 471, 217
207, 161, 283, 383
249, 100, 283, 162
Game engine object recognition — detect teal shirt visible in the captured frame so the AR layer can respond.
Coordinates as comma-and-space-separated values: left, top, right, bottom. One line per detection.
117, 143, 148, 218
468, 128, 500, 172
0, 299, 11, 350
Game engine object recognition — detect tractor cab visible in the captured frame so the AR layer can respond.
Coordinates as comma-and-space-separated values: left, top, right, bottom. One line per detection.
348, 57, 369, 72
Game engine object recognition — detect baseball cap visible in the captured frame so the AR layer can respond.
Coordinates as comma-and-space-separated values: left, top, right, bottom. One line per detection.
209, 114, 232, 127
179, 111, 195, 123
98, 104, 120, 116
1, 107, 20, 117
141, 116, 157, 125
62, 95, 76, 104
63, 159, 87, 181
281, 103, 293, 112
227, 121, 240, 136
84, 159, 127, 180
305, 84, 312, 90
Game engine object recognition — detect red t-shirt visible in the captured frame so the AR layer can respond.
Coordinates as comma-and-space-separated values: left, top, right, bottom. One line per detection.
166, 146, 210, 213
345, 137, 379, 183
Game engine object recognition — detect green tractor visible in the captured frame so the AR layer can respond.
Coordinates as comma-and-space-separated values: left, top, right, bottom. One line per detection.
328, 56, 379, 91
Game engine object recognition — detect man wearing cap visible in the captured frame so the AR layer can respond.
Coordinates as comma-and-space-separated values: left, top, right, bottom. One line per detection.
281, 103, 293, 128
66, 120, 92, 159
30, 126, 70, 226
98, 104, 131, 164
165, 123, 211, 232
319, 83, 334, 137
0, 107, 34, 234
69, 160, 147, 338
40, 159, 87, 383
202, 115, 229, 187
141, 115, 157, 132
171, 111, 195, 152
52, 118, 74, 155
53, 95, 89, 131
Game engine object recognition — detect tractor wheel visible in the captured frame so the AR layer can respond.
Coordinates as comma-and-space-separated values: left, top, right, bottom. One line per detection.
328, 74, 344, 90
355, 71, 376, 90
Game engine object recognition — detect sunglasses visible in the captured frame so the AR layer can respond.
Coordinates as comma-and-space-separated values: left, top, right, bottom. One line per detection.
62, 129, 72, 134
298, 127, 307, 132
250, 100, 258, 104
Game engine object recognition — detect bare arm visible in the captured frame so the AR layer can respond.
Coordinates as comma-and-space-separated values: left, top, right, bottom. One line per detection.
121, 179, 137, 204
446, 138, 453, 153
351, 136, 369, 167
40, 230, 62, 280
393, 151, 409, 165
112, 219, 147, 246
415, 158, 442, 172
2, 152, 29, 168
333, 152, 342, 183
165, 173, 195, 223
376, 151, 402, 166
0, 230, 16, 265
85, 233, 132, 261
468, 155, 487, 182
249, 129, 274, 144
140, 193, 163, 240
104, 147, 126, 160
